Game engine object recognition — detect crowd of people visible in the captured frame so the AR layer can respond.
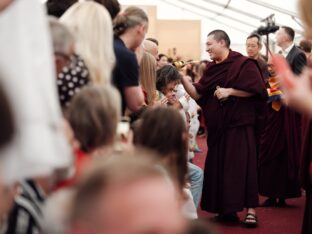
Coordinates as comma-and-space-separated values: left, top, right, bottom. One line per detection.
0, 0, 311, 233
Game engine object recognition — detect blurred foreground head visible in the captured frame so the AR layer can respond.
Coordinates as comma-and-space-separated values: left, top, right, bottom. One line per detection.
65, 85, 121, 153
70, 150, 186, 234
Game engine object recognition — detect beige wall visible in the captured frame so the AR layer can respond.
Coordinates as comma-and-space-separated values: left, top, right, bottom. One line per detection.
156, 20, 201, 61
122, 5, 201, 61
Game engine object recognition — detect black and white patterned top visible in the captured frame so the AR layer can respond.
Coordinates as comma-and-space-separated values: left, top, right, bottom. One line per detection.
4, 180, 46, 234
57, 54, 89, 108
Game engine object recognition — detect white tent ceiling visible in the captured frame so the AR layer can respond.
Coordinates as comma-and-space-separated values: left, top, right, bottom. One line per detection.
119, 0, 303, 57
40, 0, 303, 58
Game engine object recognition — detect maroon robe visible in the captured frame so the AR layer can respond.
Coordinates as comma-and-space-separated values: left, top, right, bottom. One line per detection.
194, 51, 267, 214
259, 104, 302, 199
301, 121, 312, 234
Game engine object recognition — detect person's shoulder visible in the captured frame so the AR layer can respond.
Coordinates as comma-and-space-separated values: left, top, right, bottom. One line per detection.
114, 43, 136, 63
230, 50, 251, 65
291, 45, 305, 57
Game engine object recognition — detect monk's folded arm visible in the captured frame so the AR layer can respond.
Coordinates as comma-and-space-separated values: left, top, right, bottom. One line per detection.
229, 88, 254, 97
181, 76, 201, 100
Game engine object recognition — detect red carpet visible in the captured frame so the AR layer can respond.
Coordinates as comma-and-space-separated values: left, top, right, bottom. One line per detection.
193, 136, 305, 234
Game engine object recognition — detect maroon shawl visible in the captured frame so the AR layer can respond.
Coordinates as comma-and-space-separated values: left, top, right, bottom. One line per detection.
194, 51, 267, 146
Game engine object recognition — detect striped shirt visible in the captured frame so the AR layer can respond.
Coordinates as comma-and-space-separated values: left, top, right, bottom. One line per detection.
4, 180, 45, 234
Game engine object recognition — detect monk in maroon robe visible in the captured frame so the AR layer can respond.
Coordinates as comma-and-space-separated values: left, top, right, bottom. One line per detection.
181, 30, 267, 227
301, 120, 312, 234
258, 56, 302, 207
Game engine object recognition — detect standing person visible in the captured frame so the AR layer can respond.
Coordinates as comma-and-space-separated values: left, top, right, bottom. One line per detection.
276, 26, 307, 75
61, 1, 115, 85
299, 39, 312, 66
48, 17, 90, 109
181, 30, 267, 227
112, 6, 148, 114
246, 33, 269, 81
258, 55, 301, 207
269, 26, 307, 206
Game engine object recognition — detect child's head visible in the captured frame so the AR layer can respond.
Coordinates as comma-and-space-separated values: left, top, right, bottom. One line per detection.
135, 107, 188, 190
156, 65, 181, 104
65, 85, 121, 153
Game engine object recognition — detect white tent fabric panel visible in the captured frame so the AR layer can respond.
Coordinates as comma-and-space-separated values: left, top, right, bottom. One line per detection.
119, 0, 302, 52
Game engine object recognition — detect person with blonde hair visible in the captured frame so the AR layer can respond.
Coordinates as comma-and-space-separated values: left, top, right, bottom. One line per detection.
60, 1, 115, 85
112, 6, 148, 114
140, 52, 160, 106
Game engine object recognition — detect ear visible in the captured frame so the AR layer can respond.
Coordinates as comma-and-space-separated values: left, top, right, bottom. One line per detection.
139, 24, 146, 35
220, 39, 226, 47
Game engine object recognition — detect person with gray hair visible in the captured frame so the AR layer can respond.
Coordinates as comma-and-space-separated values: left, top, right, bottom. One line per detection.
49, 17, 75, 74
48, 17, 90, 108
69, 151, 187, 234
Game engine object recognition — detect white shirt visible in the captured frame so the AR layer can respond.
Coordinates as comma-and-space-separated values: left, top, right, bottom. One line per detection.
281, 43, 295, 58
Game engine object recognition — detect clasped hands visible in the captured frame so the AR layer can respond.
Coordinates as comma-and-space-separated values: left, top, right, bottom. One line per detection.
214, 87, 232, 100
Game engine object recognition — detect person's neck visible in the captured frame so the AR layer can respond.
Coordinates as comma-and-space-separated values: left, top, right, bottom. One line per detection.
32, 177, 50, 196
281, 41, 293, 51
304, 52, 310, 59
120, 33, 135, 51
215, 50, 230, 64
251, 54, 260, 60
90, 145, 113, 159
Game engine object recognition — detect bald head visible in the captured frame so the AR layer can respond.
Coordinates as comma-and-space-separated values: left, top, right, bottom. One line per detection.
143, 40, 158, 59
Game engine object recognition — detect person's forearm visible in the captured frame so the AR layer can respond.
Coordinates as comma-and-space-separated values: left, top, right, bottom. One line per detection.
230, 88, 254, 97
181, 76, 201, 100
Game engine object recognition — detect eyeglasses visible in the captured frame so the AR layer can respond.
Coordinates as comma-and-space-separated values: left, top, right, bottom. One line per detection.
54, 52, 72, 62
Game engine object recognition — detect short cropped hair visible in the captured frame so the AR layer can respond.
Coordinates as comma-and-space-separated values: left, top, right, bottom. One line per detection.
247, 33, 262, 47
208, 29, 231, 48
146, 37, 159, 46
281, 26, 295, 41
299, 39, 312, 53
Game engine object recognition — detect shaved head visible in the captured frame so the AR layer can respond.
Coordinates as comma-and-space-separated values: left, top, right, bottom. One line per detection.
143, 40, 158, 59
